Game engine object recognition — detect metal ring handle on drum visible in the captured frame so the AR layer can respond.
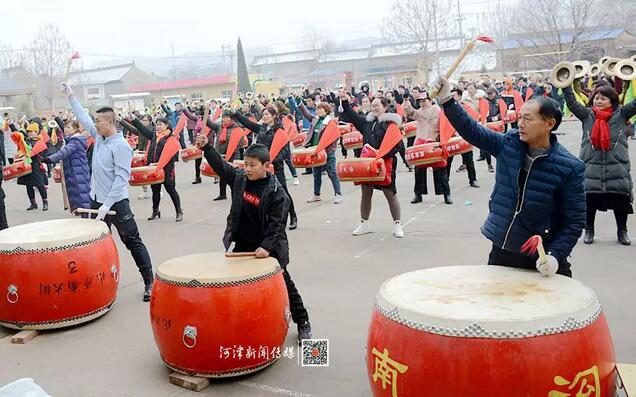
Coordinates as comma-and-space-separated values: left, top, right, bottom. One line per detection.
6, 284, 18, 304
183, 325, 198, 349
111, 264, 119, 282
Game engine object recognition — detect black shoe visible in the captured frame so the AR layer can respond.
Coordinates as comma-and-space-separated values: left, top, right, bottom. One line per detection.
618, 230, 631, 246
583, 229, 594, 244
407, 165, 414, 172
411, 195, 422, 204
477, 157, 485, 161
213, 195, 227, 201
444, 194, 453, 205
176, 211, 183, 222
297, 320, 312, 345
42, 201, 48, 211
27, 202, 37, 211
302, 170, 312, 175
143, 282, 153, 302
192, 178, 202, 185
289, 215, 298, 230
470, 181, 480, 188
148, 210, 161, 220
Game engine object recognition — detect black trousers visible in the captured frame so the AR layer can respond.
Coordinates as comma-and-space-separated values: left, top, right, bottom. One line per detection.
151, 180, 181, 213
446, 151, 477, 183
414, 166, 450, 195
27, 185, 47, 201
0, 137, 5, 167
234, 242, 309, 324
91, 198, 154, 285
479, 149, 492, 166
488, 244, 572, 278
0, 191, 7, 230
274, 164, 296, 219
194, 158, 202, 180
218, 178, 227, 197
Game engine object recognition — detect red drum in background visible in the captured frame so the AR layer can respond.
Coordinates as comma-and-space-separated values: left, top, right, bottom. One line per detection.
0, 219, 120, 330
442, 136, 472, 157
504, 109, 518, 123
291, 147, 327, 168
200, 159, 218, 178
342, 131, 364, 150
402, 121, 417, 138
129, 165, 165, 186
180, 146, 203, 162
405, 143, 447, 168
150, 253, 290, 377
52, 165, 62, 183
485, 121, 505, 132
336, 157, 386, 183
292, 133, 307, 148
2, 161, 32, 181
131, 151, 146, 168
367, 266, 616, 397
338, 123, 353, 134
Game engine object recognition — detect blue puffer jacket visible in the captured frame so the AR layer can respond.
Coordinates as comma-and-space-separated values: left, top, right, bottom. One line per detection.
48, 134, 91, 212
442, 100, 586, 265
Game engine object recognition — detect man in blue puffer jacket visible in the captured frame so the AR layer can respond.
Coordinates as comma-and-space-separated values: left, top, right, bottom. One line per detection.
434, 77, 585, 277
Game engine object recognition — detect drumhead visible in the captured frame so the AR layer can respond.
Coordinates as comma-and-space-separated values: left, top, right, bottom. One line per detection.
376, 266, 601, 338
0, 219, 109, 251
157, 252, 280, 284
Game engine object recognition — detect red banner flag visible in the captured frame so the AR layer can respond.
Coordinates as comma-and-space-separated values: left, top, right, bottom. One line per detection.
376, 123, 403, 159
224, 128, 249, 161
174, 113, 188, 138
313, 119, 340, 154
269, 128, 290, 162
155, 136, 181, 171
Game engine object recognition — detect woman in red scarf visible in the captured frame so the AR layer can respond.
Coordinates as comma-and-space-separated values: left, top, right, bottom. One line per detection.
563, 84, 636, 245
211, 111, 247, 201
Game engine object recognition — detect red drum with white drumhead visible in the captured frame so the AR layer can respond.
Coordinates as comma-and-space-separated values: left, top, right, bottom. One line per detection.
292, 133, 307, 148
129, 165, 165, 186
442, 136, 472, 157
405, 143, 447, 168
180, 146, 203, 162
342, 131, 364, 150
291, 147, 327, 168
52, 165, 62, 183
402, 121, 417, 138
131, 151, 146, 168
485, 121, 505, 132
504, 109, 518, 123
2, 161, 32, 181
336, 157, 386, 183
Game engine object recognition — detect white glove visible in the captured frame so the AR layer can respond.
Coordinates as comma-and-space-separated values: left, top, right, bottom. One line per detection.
61, 82, 74, 96
536, 254, 558, 276
96, 205, 110, 222
433, 76, 452, 104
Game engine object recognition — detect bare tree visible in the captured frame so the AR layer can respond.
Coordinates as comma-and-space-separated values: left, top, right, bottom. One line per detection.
20, 25, 71, 110
475, 1, 514, 73
603, 0, 636, 33
302, 26, 327, 59
382, 0, 452, 79
0, 43, 21, 72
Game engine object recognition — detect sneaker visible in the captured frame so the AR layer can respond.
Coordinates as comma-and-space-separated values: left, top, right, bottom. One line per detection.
306, 195, 322, 203
470, 181, 480, 188
352, 220, 371, 236
297, 320, 312, 345
143, 282, 153, 302
293, 177, 300, 186
333, 194, 343, 204
393, 220, 404, 238
138, 192, 151, 200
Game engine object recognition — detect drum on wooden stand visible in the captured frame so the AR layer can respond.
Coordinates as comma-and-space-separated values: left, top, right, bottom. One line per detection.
291, 147, 327, 169
337, 157, 386, 183
342, 131, 364, 150
2, 160, 32, 181
129, 165, 165, 186
404, 142, 447, 168
442, 136, 472, 157
131, 151, 147, 168
367, 266, 616, 397
150, 252, 290, 377
0, 219, 120, 330
180, 146, 203, 162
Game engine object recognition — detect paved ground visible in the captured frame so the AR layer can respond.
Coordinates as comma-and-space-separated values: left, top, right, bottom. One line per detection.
0, 119, 634, 396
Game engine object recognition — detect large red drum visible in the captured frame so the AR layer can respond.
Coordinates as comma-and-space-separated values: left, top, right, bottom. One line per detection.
0, 219, 120, 330
2, 161, 32, 181
367, 266, 616, 397
337, 157, 386, 183
292, 132, 307, 148
404, 143, 446, 168
129, 165, 165, 186
180, 146, 203, 162
150, 252, 290, 377
342, 131, 364, 150
291, 147, 327, 168
131, 151, 146, 168
442, 136, 472, 157
52, 165, 62, 183
402, 121, 417, 138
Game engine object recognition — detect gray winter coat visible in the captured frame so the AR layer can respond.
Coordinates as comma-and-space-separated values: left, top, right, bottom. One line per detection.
563, 86, 635, 200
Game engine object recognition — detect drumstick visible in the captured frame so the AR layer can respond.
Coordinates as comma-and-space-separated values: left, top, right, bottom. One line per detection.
75, 208, 117, 216
225, 252, 257, 257
520, 235, 547, 264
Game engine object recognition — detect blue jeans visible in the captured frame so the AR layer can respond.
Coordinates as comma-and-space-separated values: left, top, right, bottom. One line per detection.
313, 152, 341, 196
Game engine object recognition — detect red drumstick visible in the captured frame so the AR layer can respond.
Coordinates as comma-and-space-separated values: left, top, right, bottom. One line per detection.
520, 235, 547, 265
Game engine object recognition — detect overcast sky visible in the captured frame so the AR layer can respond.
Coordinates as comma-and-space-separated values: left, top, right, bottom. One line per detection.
2, 0, 498, 66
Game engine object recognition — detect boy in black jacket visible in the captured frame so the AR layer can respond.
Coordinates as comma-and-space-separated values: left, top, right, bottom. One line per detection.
195, 136, 312, 344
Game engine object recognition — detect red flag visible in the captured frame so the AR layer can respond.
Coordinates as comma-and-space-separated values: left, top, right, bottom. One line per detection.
474, 35, 495, 43
479, 98, 490, 123
39, 129, 50, 145
313, 119, 340, 154
269, 128, 290, 161
224, 128, 249, 161
439, 111, 455, 145
461, 103, 480, 121
396, 104, 405, 119
212, 107, 222, 121
376, 123, 403, 159
282, 116, 299, 141
513, 90, 524, 113
173, 113, 188, 138
155, 136, 181, 171
32, 138, 48, 156
525, 87, 534, 102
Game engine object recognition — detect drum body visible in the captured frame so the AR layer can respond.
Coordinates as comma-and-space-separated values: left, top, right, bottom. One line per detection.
129, 165, 165, 186
52, 165, 62, 183
485, 121, 505, 132
504, 109, 518, 123
442, 136, 472, 157
180, 146, 203, 162
367, 266, 616, 397
150, 253, 290, 377
291, 147, 327, 169
2, 161, 32, 181
405, 143, 446, 168
402, 121, 417, 138
337, 158, 386, 183
200, 159, 218, 178
131, 152, 147, 168
342, 131, 364, 150
0, 219, 120, 330
292, 133, 307, 148
338, 123, 353, 134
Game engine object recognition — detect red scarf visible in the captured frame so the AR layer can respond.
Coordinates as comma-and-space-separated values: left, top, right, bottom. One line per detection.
219, 120, 234, 143
591, 107, 613, 151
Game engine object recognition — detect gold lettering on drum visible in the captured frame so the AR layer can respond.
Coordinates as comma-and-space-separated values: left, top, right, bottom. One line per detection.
548, 365, 600, 397
371, 347, 408, 397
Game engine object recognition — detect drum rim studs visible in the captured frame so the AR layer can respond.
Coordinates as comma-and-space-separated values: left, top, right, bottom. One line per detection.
6, 284, 18, 304
183, 325, 198, 349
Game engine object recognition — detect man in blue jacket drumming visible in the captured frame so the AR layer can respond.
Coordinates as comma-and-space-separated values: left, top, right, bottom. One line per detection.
433, 77, 586, 277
